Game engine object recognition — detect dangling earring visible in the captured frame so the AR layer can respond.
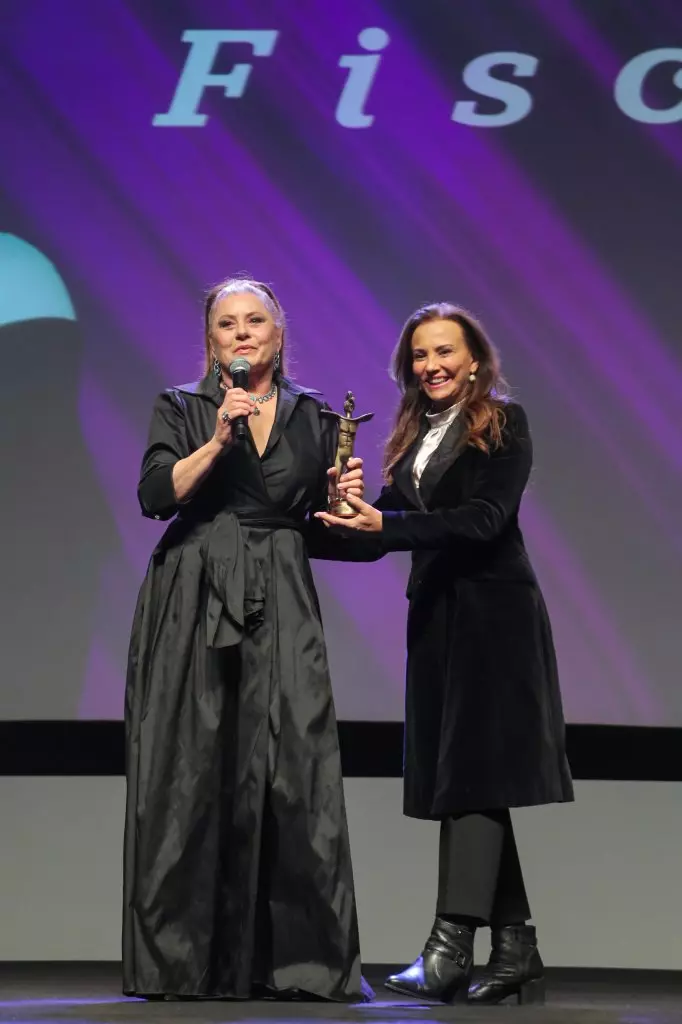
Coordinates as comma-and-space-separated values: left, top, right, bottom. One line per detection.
273, 351, 281, 374
213, 356, 221, 378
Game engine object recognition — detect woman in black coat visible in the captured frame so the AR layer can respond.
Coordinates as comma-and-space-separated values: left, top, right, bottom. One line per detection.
317, 302, 574, 1005
123, 277, 372, 1002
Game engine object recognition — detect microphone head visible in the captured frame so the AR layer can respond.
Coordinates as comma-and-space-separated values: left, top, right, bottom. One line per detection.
228, 357, 251, 377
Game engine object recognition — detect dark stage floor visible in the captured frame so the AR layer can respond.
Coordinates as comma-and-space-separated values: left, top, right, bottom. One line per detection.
1, 963, 681, 1024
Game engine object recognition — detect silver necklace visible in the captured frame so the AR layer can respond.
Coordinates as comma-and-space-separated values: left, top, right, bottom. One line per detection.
249, 381, 277, 416
221, 379, 277, 416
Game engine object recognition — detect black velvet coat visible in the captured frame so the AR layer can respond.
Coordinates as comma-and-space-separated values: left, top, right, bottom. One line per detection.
375, 403, 574, 818
123, 374, 369, 1002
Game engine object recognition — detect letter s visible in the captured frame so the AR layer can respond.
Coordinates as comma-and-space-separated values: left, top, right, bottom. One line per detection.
453, 52, 538, 128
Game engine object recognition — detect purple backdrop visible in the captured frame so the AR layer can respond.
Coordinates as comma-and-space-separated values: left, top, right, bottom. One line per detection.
1, 0, 681, 724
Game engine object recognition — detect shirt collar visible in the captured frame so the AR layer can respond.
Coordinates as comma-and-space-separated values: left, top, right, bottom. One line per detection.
425, 400, 463, 430
177, 374, 322, 404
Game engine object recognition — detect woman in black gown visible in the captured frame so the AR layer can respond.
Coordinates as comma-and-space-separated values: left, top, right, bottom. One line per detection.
123, 277, 371, 1002
317, 303, 574, 1005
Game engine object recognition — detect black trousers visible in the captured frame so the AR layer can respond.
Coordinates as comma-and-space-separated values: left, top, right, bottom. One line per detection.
437, 810, 531, 927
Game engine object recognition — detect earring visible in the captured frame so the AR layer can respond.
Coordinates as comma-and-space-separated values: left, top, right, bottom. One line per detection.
213, 356, 221, 378
273, 351, 281, 373
468, 371, 477, 382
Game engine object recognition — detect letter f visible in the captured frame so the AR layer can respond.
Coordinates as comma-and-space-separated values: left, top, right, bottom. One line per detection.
153, 30, 278, 127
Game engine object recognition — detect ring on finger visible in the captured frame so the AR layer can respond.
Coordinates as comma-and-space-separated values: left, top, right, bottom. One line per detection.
221, 410, 231, 423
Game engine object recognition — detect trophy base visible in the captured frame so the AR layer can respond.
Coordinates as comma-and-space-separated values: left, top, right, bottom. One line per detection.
328, 499, 357, 518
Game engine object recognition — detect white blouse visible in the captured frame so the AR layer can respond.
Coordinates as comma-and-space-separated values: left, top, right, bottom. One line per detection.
412, 401, 463, 490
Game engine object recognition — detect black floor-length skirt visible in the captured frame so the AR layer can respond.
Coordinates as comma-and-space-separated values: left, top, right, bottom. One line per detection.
123, 517, 366, 1001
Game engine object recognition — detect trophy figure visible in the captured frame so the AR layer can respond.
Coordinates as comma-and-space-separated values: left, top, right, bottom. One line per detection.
321, 392, 374, 517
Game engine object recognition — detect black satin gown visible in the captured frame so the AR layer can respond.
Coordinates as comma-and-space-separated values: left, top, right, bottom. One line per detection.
123, 374, 370, 1001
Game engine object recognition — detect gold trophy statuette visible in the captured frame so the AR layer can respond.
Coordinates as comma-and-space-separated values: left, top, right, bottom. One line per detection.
321, 391, 374, 518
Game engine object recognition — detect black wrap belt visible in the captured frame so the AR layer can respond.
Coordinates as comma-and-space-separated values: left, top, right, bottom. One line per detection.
198, 510, 304, 649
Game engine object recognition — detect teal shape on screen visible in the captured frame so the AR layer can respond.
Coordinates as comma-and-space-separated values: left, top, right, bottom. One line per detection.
0, 234, 76, 327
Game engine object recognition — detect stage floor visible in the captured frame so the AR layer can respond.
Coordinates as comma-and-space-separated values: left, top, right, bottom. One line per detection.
1, 963, 680, 1024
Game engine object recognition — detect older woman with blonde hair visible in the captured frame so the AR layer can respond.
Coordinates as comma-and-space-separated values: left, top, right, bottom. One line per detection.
123, 277, 371, 1002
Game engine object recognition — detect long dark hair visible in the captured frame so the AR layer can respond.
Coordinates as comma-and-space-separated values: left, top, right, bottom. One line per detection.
383, 303, 509, 480
202, 276, 288, 377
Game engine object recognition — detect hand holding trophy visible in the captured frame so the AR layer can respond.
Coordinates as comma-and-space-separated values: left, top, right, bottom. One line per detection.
321, 392, 374, 518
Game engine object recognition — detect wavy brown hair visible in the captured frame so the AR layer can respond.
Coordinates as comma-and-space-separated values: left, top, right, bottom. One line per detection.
383, 303, 509, 480
202, 276, 288, 378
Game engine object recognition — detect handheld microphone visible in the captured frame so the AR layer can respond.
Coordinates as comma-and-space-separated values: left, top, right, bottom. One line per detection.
228, 357, 251, 441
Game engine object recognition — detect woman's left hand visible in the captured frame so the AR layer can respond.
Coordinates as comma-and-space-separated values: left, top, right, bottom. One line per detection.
315, 493, 383, 532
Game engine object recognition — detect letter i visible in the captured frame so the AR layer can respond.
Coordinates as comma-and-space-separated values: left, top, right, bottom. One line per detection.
336, 27, 390, 128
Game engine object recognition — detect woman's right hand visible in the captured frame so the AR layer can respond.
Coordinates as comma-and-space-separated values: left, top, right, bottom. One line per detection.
214, 388, 253, 447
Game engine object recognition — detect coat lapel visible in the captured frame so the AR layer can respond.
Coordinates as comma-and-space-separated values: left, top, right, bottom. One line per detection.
418, 416, 468, 508
264, 378, 321, 457
392, 421, 429, 511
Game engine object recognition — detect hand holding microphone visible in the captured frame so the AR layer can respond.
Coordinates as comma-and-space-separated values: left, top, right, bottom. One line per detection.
227, 358, 251, 441
214, 357, 253, 446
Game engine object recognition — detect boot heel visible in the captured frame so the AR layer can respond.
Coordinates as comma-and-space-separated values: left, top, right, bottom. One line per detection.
445, 980, 470, 1004
518, 977, 545, 1005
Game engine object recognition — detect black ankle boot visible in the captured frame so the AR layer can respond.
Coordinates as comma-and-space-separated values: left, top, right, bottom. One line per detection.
385, 918, 474, 1003
468, 924, 545, 1005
